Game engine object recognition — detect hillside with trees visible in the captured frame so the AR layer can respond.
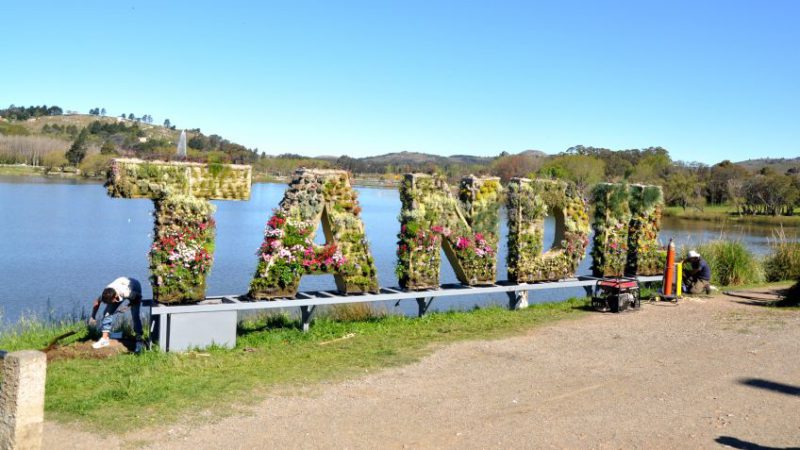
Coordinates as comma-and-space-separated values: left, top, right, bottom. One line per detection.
2, 104, 798, 219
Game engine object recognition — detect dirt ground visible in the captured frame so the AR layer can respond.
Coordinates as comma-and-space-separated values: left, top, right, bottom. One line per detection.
45, 291, 800, 449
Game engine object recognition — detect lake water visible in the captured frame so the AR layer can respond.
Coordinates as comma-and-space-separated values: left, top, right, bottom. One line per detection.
0, 176, 787, 325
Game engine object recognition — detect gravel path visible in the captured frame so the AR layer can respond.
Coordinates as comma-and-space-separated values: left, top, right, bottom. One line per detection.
46, 293, 800, 449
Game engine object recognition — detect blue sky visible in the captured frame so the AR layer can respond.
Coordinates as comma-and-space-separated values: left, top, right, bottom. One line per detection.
2, 1, 798, 163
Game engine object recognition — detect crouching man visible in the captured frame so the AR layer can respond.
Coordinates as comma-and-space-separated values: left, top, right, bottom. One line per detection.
683, 250, 712, 295
89, 277, 144, 353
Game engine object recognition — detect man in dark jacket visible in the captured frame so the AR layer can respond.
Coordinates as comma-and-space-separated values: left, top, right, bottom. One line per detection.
683, 250, 712, 295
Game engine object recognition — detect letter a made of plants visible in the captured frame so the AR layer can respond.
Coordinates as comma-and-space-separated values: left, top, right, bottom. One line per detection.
249, 169, 379, 300
396, 174, 503, 289
506, 178, 591, 282
106, 158, 252, 304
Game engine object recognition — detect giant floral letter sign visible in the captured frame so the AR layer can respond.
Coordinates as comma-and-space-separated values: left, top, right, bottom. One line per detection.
106, 158, 252, 303
590, 183, 664, 277
396, 174, 502, 289
249, 169, 379, 300
506, 178, 590, 282
625, 184, 664, 276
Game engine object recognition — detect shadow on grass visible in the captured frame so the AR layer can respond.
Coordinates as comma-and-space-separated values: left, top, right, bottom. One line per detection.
237, 313, 301, 336
724, 286, 799, 308
715, 436, 793, 450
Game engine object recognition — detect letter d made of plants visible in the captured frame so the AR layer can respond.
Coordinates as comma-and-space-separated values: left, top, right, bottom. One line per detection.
249, 169, 380, 300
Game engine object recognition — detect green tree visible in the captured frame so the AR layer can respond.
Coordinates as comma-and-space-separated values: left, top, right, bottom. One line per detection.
664, 169, 705, 211
65, 128, 89, 166
41, 150, 68, 171
538, 154, 605, 192
164, 118, 171, 128
188, 134, 207, 150
100, 140, 118, 155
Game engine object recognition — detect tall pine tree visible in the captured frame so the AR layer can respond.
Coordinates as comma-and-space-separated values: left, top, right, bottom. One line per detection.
66, 128, 89, 165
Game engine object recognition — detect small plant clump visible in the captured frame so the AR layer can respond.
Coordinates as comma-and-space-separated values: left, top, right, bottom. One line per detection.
694, 240, 764, 286
249, 169, 380, 299
396, 174, 503, 289
506, 178, 590, 282
764, 230, 800, 282
149, 195, 216, 303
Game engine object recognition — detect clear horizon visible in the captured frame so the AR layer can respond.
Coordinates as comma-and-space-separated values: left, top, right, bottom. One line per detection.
2, 1, 798, 164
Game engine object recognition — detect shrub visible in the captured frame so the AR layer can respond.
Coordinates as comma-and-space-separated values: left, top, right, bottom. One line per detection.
764, 230, 800, 282
79, 153, 114, 177
695, 240, 763, 286
41, 150, 68, 171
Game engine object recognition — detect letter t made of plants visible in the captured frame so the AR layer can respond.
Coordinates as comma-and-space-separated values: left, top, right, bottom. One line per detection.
106, 158, 252, 304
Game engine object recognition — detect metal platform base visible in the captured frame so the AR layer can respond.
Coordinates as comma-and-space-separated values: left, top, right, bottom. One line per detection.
148, 276, 661, 352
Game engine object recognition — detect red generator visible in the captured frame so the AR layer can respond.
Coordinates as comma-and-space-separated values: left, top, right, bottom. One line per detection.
591, 278, 641, 313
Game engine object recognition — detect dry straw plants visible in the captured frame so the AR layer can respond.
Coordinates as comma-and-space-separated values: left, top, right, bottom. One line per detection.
106, 158, 252, 304
506, 178, 591, 282
249, 169, 379, 300
396, 174, 503, 289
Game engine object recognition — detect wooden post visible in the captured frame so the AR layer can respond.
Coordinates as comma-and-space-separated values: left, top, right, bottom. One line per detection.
0, 350, 47, 450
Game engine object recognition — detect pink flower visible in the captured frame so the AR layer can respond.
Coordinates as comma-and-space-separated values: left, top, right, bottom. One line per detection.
456, 236, 470, 250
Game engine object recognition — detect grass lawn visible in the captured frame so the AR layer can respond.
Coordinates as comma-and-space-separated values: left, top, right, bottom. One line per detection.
0, 299, 589, 430
663, 205, 800, 226
0, 164, 45, 176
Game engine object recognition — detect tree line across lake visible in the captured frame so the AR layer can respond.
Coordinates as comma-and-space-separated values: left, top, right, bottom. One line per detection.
1, 104, 798, 218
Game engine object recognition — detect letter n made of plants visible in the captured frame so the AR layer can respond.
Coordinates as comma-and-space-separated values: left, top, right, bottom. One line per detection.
249, 169, 379, 300
396, 174, 503, 289
506, 178, 590, 282
106, 158, 252, 304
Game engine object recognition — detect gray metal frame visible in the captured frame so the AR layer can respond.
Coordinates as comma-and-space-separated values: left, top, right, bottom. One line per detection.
147, 275, 662, 351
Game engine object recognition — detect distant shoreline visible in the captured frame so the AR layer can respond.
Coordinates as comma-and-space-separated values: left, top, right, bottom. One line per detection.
2, 164, 796, 226
0, 163, 399, 189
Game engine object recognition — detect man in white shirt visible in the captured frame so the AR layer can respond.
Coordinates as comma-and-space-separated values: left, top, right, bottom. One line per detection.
88, 277, 144, 352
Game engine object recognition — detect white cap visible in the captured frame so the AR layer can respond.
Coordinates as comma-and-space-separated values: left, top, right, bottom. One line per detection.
688, 250, 700, 258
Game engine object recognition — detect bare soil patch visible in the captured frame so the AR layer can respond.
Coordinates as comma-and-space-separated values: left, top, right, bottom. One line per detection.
45, 338, 135, 362
44, 292, 800, 449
